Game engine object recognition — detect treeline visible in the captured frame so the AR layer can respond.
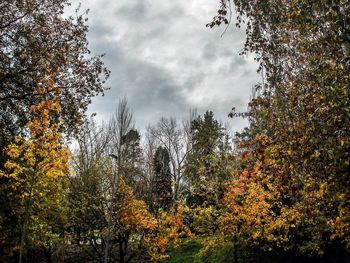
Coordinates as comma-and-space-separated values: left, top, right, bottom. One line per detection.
66, 97, 234, 262
1, 0, 350, 263
0, 91, 235, 262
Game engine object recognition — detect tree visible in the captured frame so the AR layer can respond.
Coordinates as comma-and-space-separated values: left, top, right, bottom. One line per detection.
0, 0, 109, 147
146, 113, 194, 204
0, 80, 70, 262
111, 179, 156, 263
68, 99, 151, 263
68, 119, 110, 262
0, 3, 109, 256
210, 0, 350, 257
151, 146, 173, 214
69, 154, 158, 263
107, 97, 143, 189
143, 205, 190, 262
184, 111, 231, 206
220, 162, 277, 260
103, 98, 145, 262
119, 129, 143, 193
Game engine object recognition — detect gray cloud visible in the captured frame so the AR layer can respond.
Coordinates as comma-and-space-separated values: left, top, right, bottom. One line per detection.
116, 1, 148, 20
70, 0, 260, 133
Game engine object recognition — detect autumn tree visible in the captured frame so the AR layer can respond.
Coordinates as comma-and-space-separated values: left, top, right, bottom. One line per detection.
0, 2, 108, 258
102, 98, 146, 262
144, 205, 191, 262
210, 0, 350, 259
68, 100, 157, 263
105, 179, 189, 263
0, 79, 70, 262
220, 161, 276, 261
109, 179, 156, 263
70, 149, 158, 263
0, 0, 109, 149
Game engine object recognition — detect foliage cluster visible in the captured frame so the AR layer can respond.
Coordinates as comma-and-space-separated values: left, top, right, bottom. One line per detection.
205, 0, 350, 261
1, 0, 350, 262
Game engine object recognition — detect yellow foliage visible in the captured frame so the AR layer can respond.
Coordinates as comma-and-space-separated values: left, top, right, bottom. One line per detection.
0, 80, 70, 248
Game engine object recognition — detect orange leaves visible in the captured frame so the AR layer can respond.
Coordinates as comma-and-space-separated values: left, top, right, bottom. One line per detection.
6, 143, 21, 159
255, 134, 271, 146
210, 0, 350, 258
116, 179, 156, 233
241, 169, 249, 177
143, 205, 190, 261
31, 101, 59, 136
221, 164, 279, 245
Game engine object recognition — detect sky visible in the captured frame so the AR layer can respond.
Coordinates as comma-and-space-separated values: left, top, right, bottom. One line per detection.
69, 0, 260, 134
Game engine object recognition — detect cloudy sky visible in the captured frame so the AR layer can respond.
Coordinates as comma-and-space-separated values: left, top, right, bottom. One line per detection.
70, 0, 260, 133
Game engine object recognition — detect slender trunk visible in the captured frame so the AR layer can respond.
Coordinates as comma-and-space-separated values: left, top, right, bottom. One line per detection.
174, 171, 180, 203
104, 158, 118, 263
76, 227, 81, 244
233, 223, 241, 263
45, 246, 52, 263
233, 234, 238, 263
19, 172, 36, 263
103, 215, 111, 263
119, 238, 125, 263
19, 207, 29, 263
104, 185, 114, 263
156, 246, 161, 263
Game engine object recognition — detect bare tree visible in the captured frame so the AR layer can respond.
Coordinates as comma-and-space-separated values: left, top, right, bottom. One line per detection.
70, 98, 144, 263
106, 97, 144, 186
69, 118, 112, 262
104, 97, 144, 263
146, 110, 196, 203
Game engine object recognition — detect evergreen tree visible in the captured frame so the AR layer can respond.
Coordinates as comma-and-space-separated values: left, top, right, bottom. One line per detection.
152, 146, 173, 214
184, 111, 228, 206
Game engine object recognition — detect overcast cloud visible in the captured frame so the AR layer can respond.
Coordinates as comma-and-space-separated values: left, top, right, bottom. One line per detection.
70, 0, 260, 133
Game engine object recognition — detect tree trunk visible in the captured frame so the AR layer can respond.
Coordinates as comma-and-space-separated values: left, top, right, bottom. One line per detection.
19, 172, 36, 263
233, 234, 238, 263
45, 246, 52, 263
119, 238, 125, 263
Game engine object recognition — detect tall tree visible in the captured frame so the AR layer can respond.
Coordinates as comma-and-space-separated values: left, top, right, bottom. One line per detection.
0, 80, 70, 262
147, 113, 194, 203
68, 118, 109, 262
107, 97, 143, 187
104, 98, 137, 263
186, 111, 223, 183
0, 3, 109, 257
0, 0, 109, 147
210, 0, 350, 257
184, 111, 231, 206
152, 146, 173, 214
111, 179, 156, 263
68, 112, 156, 263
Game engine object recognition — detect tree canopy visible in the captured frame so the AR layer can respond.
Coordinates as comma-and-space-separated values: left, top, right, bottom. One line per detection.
1, 0, 349, 262
0, 0, 109, 144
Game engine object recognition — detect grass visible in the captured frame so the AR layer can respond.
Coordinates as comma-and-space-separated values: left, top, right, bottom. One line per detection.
166, 238, 203, 263
166, 237, 234, 263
